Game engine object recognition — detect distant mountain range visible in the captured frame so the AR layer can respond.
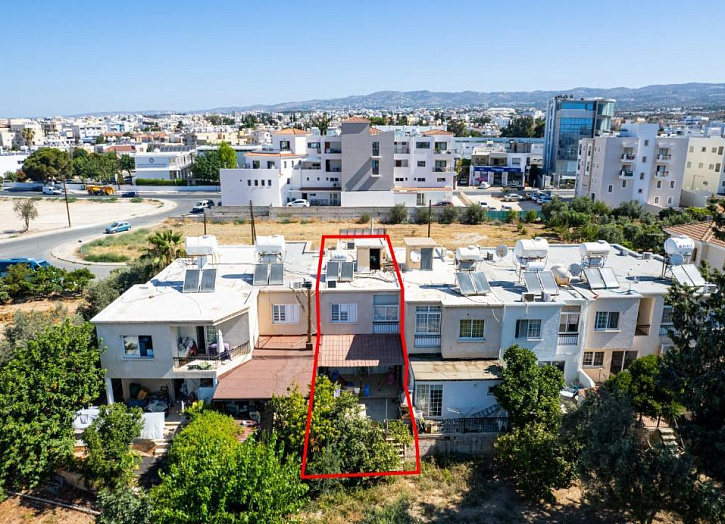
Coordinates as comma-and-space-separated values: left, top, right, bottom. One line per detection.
69, 83, 725, 117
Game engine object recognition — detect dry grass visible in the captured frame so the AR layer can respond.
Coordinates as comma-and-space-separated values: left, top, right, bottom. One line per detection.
165, 218, 549, 251
0, 299, 82, 341
0, 496, 93, 524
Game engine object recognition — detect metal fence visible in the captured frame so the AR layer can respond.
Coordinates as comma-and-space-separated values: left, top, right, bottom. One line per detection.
173, 341, 250, 369
429, 416, 509, 434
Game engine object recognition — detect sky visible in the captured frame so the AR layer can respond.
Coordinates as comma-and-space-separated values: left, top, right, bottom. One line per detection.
1, 0, 725, 117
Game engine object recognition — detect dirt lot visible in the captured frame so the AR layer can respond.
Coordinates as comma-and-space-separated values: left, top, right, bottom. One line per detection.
0, 197, 165, 240
168, 217, 548, 251
0, 299, 82, 340
0, 496, 94, 524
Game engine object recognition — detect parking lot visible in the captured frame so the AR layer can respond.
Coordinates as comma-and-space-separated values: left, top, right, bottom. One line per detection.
460, 188, 541, 212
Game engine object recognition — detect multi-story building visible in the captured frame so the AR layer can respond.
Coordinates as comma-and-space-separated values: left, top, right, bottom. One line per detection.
134, 149, 194, 181
93, 231, 699, 429
220, 119, 455, 208
576, 123, 687, 210
681, 137, 725, 193
544, 96, 615, 186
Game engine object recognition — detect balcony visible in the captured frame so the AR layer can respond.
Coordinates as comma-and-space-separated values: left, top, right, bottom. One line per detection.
326, 167, 342, 173
373, 321, 399, 334
325, 147, 342, 154
657, 154, 672, 161
619, 170, 634, 179
426, 416, 509, 434
557, 333, 579, 345
173, 341, 251, 370
659, 324, 674, 336
621, 153, 636, 161
394, 147, 410, 155
635, 324, 651, 336
433, 167, 451, 173
654, 170, 670, 179
414, 334, 441, 348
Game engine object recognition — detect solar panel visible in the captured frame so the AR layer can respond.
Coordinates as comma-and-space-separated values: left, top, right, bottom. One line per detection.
599, 267, 620, 289
183, 269, 200, 293
584, 267, 605, 290
472, 272, 491, 294
456, 272, 476, 296
670, 265, 690, 286
199, 268, 217, 292
269, 263, 284, 285
253, 263, 269, 286
523, 271, 542, 295
538, 271, 559, 295
340, 262, 354, 282
327, 261, 340, 282
682, 264, 706, 288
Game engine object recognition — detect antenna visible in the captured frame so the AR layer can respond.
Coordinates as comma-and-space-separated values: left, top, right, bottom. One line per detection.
410, 250, 421, 263
495, 244, 509, 259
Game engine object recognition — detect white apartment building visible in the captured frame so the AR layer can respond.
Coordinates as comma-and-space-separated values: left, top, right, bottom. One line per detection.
681, 137, 725, 193
93, 232, 699, 429
220, 119, 455, 208
134, 150, 194, 181
576, 123, 688, 210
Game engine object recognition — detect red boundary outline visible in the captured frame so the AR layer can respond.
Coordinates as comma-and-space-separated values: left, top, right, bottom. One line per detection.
300, 234, 421, 479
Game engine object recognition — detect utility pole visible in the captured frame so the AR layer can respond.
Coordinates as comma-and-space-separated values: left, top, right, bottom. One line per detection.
203, 209, 207, 235
62, 178, 72, 228
249, 200, 257, 244
427, 200, 432, 238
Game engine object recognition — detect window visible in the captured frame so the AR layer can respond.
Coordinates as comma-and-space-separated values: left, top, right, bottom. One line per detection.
247, 180, 251, 186
459, 319, 485, 339
279, 140, 290, 151
261, 180, 265, 186
644, 140, 649, 146
687, 161, 692, 168
638, 189, 643, 194
716, 163, 722, 172
417, 160, 426, 167
373, 304, 399, 322
661, 305, 674, 324
640, 173, 645, 180
622, 180, 627, 188
395, 159, 408, 168
415, 384, 442, 417
515, 319, 541, 339
254, 180, 258, 186
415, 305, 441, 334
123, 335, 154, 358
582, 351, 604, 367
371, 159, 380, 176
372, 142, 380, 156
273, 304, 299, 324
437, 177, 446, 182
331, 303, 357, 323
415, 141, 430, 149
607, 184, 613, 193
670, 180, 675, 189
308, 142, 320, 150
611, 350, 638, 373
719, 147, 724, 155
642, 156, 647, 162
267, 161, 275, 169
713, 147, 718, 153
701, 147, 706, 153
657, 181, 662, 189
667, 196, 673, 205
594, 311, 619, 331
559, 312, 579, 334
539, 361, 566, 373
689, 146, 694, 153
699, 162, 704, 169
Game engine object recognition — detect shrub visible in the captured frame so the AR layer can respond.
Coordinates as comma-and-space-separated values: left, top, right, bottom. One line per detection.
387, 204, 408, 224
506, 210, 518, 223
97, 487, 153, 524
134, 178, 188, 186
524, 210, 538, 223
358, 213, 371, 225
460, 203, 487, 225
415, 207, 432, 225
0, 265, 94, 302
439, 206, 459, 224
84, 253, 129, 263
130, 196, 143, 203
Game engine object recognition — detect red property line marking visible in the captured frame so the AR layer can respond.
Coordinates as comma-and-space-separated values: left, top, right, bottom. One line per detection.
300, 234, 421, 479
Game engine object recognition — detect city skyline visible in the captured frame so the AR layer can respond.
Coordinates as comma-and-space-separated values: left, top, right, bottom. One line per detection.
2, 0, 725, 116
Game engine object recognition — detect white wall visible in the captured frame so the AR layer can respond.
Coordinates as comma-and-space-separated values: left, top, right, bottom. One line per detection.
341, 190, 395, 207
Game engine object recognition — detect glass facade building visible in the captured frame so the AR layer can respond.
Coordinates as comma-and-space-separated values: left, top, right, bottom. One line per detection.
543, 97, 615, 184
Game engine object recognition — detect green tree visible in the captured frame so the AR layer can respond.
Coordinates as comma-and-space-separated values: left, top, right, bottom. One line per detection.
97, 486, 153, 524
22, 148, 71, 182
310, 114, 331, 136
415, 207, 432, 225
13, 198, 38, 231
72, 152, 118, 182
387, 203, 408, 224
0, 304, 71, 365
191, 150, 223, 182
0, 320, 105, 488
83, 403, 143, 489
439, 206, 459, 224
500, 116, 545, 138
150, 411, 307, 523
119, 154, 135, 178
142, 230, 185, 271
495, 422, 573, 503
21, 127, 35, 147
460, 203, 487, 225
446, 120, 468, 137
217, 141, 237, 169
78, 260, 154, 321
605, 354, 682, 421
493, 345, 565, 431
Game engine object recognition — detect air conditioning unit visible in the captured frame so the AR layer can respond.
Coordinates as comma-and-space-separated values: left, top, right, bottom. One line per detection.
291, 281, 303, 289
522, 292, 536, 302
642, 252, 653, 260
659, 343, 673, 354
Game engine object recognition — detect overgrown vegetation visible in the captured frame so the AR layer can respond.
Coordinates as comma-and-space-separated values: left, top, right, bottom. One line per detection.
0, 265, 94, 303
12, 198, 38, 231
387, 203, 408, 224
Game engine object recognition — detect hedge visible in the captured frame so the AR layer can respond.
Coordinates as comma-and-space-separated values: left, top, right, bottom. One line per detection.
134, 179, 188, 186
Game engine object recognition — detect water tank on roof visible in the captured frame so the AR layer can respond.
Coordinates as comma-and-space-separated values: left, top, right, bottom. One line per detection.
185, 235, 219, 256
664, 235, 695, 257
514, 237, 549, 259
579, 240, 611, 260
255, 235, 286, 256
456, 246, 481, 262
551, 264, 571, 286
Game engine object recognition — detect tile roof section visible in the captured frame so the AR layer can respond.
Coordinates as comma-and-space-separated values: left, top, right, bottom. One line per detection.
319, 334, 403, 367
274, 128, 311, 135
422, 129, 455, 136
343, 116, 371, 123
665, 222, 725, 249
369, 127, 382, 135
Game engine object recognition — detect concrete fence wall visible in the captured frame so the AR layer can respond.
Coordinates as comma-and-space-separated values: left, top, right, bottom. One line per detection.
405, 433, 498, 459
207, 205, 441, 222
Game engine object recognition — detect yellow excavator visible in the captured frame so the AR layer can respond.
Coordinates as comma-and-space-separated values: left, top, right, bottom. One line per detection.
86, 184, 115, 196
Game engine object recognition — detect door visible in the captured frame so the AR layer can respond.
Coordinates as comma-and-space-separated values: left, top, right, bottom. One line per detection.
421, 248, 433, 271
370, 249, 381, 271
610, 350, 637, 375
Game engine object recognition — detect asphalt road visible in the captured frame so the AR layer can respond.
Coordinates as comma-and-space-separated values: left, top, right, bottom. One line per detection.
0, 193, 212, 278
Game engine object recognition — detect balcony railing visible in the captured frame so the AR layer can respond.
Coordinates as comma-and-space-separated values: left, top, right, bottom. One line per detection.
173, 341, 250, 369
325, 147, 342, 154
635, 324, 651, 336
433, 167, 451, 173
394, 148, 410, 154
326, 167, 342, 173
655, 170, 670, 178
558, 333, 579, 345
620, 170, 634, 177
659, 324, 675, 336
414, 334, 441, 347
427, 416, 509, 434
373, 321, 399, 334
657, 154, 672, 161
621, 153, 636, 161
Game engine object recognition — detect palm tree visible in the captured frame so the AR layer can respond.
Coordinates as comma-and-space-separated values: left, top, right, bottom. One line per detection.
142, 230, 186, 270
310, 113, 331, 136
21, 128, 35, 147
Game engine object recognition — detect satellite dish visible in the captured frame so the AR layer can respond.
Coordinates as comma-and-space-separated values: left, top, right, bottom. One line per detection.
569, 263, 583, 277
496, 244, 509, 259
410, 250, 421, 263
669, 253, 685, 266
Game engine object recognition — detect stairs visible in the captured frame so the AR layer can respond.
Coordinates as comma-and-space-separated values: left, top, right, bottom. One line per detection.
659, 427, 683, 455
152, 420, 183, 457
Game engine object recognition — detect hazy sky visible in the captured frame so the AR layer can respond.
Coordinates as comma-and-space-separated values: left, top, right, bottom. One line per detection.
2, 0, 725, 117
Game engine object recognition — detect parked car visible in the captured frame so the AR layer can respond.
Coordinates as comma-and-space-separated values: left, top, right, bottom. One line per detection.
433, 200, 454, 207
506, 183, 525, 190
502, 204, 514, 211
478, 181, 490, 189
0, 258, 51, 277
286, 199, 310, 207
121, 191, 139, 198
105, 221, 131, 234
191, 199, 215, 213
42, 186, 62, 195
478, 201, 490, 208
537, 196, 553, 205
502, 193, 523, 202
